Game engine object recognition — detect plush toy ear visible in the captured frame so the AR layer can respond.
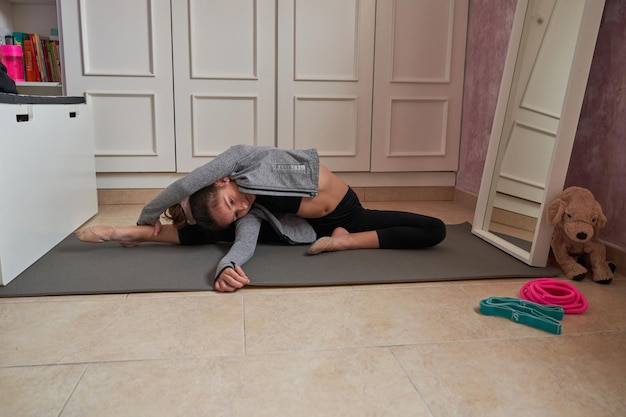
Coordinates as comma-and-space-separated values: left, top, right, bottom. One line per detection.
546, 198, 566, 226
594, 201, 607, 228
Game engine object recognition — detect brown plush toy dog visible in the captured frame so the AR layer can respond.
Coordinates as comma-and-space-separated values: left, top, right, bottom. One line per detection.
546, 186, 614, 284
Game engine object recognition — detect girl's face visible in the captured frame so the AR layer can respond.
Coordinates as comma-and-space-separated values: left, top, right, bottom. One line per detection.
210, 178, 255, 228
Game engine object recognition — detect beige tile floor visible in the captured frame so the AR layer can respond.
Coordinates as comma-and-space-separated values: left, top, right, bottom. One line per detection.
1, 201, 625, 417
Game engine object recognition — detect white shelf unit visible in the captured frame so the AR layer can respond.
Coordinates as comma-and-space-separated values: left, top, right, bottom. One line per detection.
0, 0, 63, 95
16, 81, 63, 96
0, 98, 97, 285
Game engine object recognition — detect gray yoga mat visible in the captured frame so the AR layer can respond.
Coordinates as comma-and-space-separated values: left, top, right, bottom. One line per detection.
0, 223, 561, 297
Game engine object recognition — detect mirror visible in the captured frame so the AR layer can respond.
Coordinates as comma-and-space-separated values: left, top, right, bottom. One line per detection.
472, 0, 605, 266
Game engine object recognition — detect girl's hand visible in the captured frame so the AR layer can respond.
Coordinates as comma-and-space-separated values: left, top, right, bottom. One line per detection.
215, 264, 250, 292
152, 220, 162, 238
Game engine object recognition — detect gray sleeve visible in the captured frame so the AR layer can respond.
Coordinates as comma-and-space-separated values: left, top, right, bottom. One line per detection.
214, 213, 262, 280
136, 145, 251, 225
253, 204, 316, 244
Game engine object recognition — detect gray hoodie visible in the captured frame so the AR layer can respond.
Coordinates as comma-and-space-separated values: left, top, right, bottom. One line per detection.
136, 145, 321, 279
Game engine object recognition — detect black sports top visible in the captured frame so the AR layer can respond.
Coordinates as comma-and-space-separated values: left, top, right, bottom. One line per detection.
254, 194, 302, 214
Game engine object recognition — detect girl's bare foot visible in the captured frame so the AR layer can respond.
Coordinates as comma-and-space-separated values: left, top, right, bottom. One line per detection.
306, 227, 349, 255
76, 226, 138, 247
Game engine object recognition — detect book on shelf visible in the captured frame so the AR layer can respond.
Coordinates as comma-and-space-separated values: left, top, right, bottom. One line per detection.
12, 31, 24, 48
22, 36, 40, 82
12, 31, 62, 83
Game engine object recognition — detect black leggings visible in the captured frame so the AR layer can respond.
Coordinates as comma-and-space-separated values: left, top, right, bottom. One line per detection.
178, 222, 281, 245
178, 188, 446, 248
305, 188, 446, 249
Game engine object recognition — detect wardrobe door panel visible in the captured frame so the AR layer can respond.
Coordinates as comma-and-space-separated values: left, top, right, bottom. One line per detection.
371, 0, 468, 172
294, 1, 359, 81
173, 0, 276, 172
278, 0, 376, 172
189, 0, 256, 78
59, 0, 176, 172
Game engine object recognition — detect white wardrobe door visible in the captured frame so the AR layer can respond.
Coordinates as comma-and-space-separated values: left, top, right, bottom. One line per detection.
59, 0, 176, 172
371, 0, 468, 172
277, 0, 376, 172
172, 0, 276, 173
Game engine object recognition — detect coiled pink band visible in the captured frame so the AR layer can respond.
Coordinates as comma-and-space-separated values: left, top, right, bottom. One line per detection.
520, 278, 588, 314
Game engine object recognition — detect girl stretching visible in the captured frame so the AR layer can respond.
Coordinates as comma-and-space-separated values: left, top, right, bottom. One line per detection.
77, 145, 446, 292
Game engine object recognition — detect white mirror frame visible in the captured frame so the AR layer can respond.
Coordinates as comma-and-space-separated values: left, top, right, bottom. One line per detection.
472, 0, 606, 267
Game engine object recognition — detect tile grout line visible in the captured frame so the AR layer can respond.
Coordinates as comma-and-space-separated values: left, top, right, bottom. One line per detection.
388, 347, 437, 417
242, 295, 247, 356
3, 329, 625, 371
57, 364, 88, 417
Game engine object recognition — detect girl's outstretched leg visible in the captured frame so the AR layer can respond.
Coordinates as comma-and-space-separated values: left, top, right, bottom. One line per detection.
76, 224, 181, 246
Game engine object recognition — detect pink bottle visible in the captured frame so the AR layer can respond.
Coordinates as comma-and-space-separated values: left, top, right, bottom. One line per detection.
1, 45, 25, 82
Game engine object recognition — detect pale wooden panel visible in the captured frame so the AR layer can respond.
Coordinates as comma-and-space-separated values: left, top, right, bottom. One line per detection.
499, 122, 556, 194
90, 93, 157, 156
391, 0, 453, 82
294, 0, 359, 80
277, 0, 375, 171
189, 0, 256, 79
371, 0, 468, 172
60, 0, 176, 172
79, 0, 153, 75
293, 97, 357, 155
172, 0, 275, 172
388, 98, 447, 156
497, 178, 544, 205
521, 0, 585, 118
493, 192, 541, 218
191, 96, 258, 156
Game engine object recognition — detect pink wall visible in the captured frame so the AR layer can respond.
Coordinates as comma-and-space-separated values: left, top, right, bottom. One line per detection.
565, 0, 625, 249
457, 0, 625, 249
457, 0, 516, 194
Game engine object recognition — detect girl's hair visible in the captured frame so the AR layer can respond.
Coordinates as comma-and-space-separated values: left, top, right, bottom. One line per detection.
165, 185, 223, 230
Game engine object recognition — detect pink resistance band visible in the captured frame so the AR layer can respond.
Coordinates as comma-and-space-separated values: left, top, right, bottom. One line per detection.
520, 278, 588, 314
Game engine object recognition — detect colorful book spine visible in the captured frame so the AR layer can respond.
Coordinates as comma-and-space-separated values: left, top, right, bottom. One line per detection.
30, 33, 41, 81
46, 40, 57, 82
31, 34, 47, 81
53, 41, 61, 82
22, 36, 40, 82
41, 38, 53, 82
9, 31, 63, 83
12, 32, 24, 48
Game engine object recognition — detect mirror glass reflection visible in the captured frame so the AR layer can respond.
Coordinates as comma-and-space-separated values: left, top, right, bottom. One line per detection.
485, 0, 585, 249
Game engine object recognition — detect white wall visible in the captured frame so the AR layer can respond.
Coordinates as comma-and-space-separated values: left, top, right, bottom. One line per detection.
0, 1, 14, 39
13, 3, 57, 36
0, 1, 58, 37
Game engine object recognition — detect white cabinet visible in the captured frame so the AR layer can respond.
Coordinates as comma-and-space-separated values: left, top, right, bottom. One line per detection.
59, 0, 176, 172
170, 0, 277, 172
371, 0, 468, 172
60, 0, 377, 173
174, 0, 377, 173
0, 97, 97, 285
61, 0, 280, 173
277, 0, 376, 172
59, 0, 468, 178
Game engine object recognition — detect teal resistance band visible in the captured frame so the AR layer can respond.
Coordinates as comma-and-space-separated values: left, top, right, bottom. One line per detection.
479, 297, 564, 335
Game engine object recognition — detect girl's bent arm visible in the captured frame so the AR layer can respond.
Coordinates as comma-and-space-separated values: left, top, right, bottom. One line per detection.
137, 145, 254, 225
